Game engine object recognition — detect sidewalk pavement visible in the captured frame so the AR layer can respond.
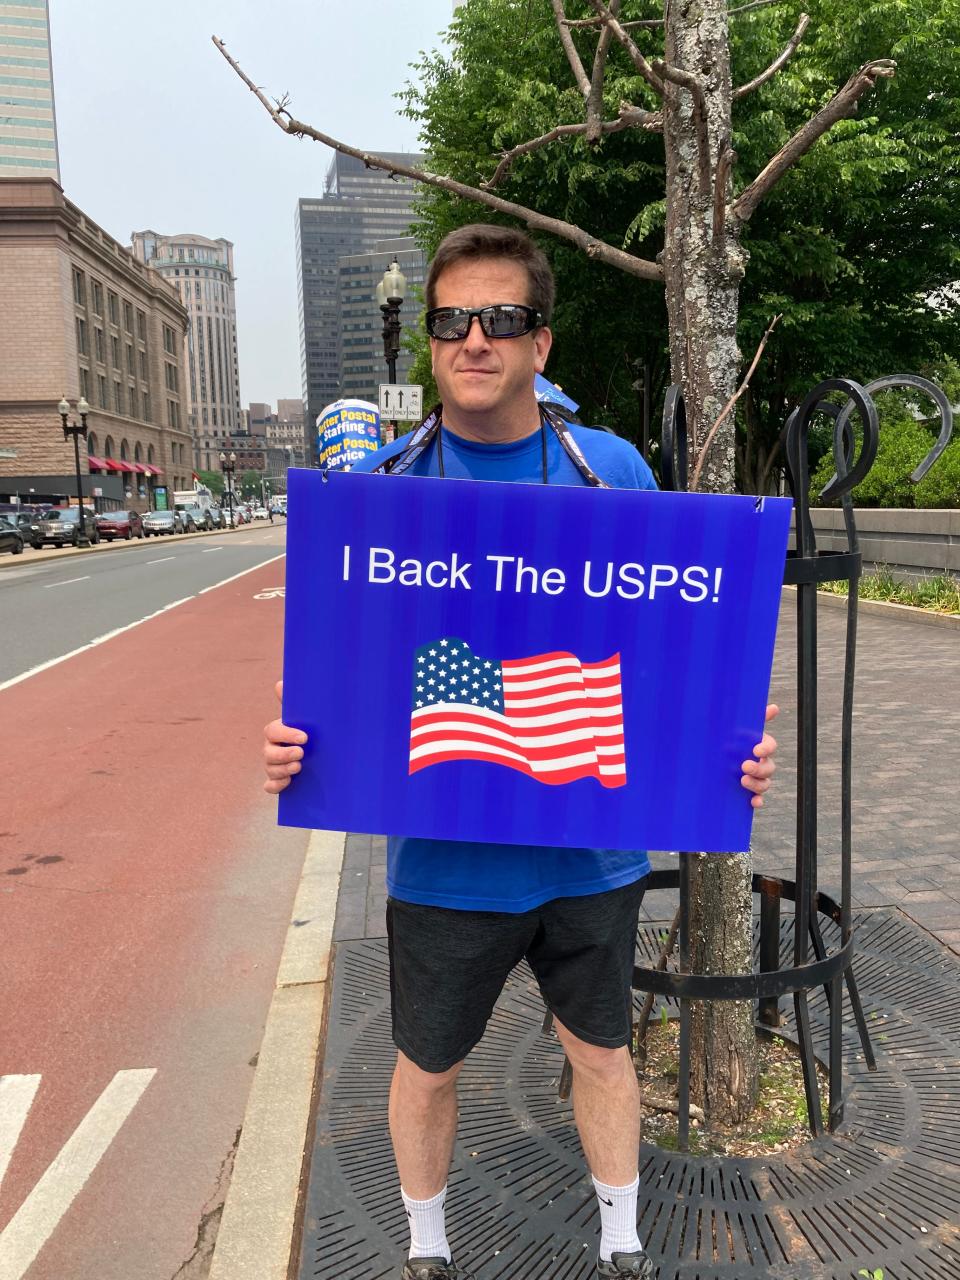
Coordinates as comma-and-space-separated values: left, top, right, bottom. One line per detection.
220, 594, 960, 1280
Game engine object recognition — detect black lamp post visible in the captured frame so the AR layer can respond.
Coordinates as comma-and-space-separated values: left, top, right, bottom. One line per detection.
58, 394, 91, 547
376, 258, 406, 384
220, 450, 237, 526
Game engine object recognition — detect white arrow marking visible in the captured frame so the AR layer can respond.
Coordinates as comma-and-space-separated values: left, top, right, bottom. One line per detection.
0, 1068, 156, 1279
0, 1077, 40, 1192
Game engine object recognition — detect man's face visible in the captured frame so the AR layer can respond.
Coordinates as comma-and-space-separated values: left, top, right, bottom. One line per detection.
429, 258, 552, 424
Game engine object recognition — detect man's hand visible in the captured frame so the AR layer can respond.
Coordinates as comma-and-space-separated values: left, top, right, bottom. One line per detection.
741, 704, 778, 809
263, 680, 308, 795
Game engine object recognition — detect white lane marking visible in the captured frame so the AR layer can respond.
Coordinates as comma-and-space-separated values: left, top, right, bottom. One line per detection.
201, 547, 224, 553
197, 553, 284, 595
42, 576, 90, 590
0, 1069, 156, 1279
146, 556, 174, 565
253, 587, 285, 599
0, 1076, 41, 1191
0, 553, 285, 695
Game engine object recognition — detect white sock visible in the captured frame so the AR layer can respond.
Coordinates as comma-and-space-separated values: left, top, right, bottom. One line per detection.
593, 1173, 642, 1262
401, 1185, 451, 1262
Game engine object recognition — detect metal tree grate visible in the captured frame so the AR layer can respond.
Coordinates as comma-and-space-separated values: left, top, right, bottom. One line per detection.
298, 910, 960, 1280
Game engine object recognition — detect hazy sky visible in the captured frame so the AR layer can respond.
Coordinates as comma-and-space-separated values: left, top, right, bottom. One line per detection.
50, 0, 455, 406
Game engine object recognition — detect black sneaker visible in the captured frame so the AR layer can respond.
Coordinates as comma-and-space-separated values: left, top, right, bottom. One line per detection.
401, 1258, 471, 1280
597, 1249, 655, 1278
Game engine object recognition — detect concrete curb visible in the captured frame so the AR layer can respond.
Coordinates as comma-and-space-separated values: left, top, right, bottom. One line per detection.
208, 828, 345, 1280
782, 584, 960, 630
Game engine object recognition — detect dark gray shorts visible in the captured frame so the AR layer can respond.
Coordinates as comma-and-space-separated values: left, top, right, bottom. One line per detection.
386, 877, 647, 1073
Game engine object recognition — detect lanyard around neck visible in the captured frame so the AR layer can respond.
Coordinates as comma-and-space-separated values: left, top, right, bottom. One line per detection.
372, 403, 609, 489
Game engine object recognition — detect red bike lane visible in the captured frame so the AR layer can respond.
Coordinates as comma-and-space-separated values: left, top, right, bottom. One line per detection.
0, 558, 303, 1279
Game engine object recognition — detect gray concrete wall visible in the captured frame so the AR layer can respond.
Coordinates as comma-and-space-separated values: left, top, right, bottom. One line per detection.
789, 508, 960, 582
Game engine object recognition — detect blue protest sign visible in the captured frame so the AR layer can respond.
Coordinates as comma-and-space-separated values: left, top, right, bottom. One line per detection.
279, 470, 792, 852
316, 398, 381, 470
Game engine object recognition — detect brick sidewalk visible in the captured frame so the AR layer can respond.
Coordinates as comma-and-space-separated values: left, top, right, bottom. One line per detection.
333, 598, 960, 952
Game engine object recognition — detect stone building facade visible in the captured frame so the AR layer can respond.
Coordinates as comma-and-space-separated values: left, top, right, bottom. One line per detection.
0, 178, 191, 508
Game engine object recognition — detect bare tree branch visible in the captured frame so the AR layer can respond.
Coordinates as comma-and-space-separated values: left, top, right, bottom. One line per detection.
483, 103, 663, 191
551, 0, 592, 97
734, 13, 810, 99
586, 0, 665, 96
564, 0, 786, 29
713, 142, 737, 241
690, 313, 782, 492
212, 36, 663, 284
585, 0, 622, 140
652, 59, 711, 197
731, 58, 896, 222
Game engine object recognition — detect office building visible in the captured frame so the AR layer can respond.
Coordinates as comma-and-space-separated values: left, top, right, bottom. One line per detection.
296, 151, 421, 432
338, 235, 426, 403
0, 1, 60, 181
130, 229, 243, 470
0, 179, 190, 508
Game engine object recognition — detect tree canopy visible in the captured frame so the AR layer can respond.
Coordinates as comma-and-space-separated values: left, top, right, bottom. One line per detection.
402, 0, 960, 490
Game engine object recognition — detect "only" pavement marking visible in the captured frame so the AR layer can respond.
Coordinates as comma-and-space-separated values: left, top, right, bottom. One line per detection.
0, 1069, 156, 1279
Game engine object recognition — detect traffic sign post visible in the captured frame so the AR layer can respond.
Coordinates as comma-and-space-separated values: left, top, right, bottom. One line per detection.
378, 384, 423, 422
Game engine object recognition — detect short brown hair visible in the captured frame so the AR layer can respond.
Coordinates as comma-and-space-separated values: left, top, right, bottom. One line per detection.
425, 224, 555, 323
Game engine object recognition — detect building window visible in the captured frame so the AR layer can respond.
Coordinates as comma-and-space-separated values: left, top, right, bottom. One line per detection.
111, 334, 121, 368
114, 381, 123, 414
75, 317, 87, 355
137, 309, 146, 341
128, 385, 138, 418
120, 438, 129, 461
94, 327, 105, 364
167, 399, 180, 430
139, 350, 148, 381
123, 301, 134, 333
162, 324, 176, 355
108, 291, 119, 326
92, 280, 103, 316
72, 268, 85, 306
79, 366, 90, 398
126, 344, 135, 375
164, 363, 178, 392
142, 391, 151, 422
147, 444, 155, 464
98, 374, 107, 409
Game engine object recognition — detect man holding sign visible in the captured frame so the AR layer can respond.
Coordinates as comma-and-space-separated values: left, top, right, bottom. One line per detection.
264, 225, 778, 1280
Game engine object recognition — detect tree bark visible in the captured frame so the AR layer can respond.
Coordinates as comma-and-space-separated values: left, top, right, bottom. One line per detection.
661, 0, 759, 1125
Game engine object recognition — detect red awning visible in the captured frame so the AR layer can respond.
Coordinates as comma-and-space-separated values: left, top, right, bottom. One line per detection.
87, 454, 108, 470
104, 457, 135, 473
143, 464, 164, 476
132, 463, 150, 474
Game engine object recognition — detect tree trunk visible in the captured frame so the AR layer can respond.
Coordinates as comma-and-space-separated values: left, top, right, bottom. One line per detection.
661, 0, 759, 1126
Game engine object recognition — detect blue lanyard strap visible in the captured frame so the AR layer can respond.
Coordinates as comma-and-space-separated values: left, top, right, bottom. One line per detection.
372, 404, 609, 488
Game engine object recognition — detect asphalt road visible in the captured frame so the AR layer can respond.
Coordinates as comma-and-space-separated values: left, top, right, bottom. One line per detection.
0, 525, 287, 686
0, 530, 307, 1279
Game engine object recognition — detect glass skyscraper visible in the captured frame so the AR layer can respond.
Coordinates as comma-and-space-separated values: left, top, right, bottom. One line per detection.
0, 0, 60, 180
296, 151, 422, 431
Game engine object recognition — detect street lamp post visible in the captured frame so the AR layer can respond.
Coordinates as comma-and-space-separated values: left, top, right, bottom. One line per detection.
220, 450, 237, 526
376, 259, 406, 443
58, 394, 91, 547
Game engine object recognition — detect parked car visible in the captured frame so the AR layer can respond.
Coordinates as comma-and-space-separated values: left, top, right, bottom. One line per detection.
95, 509, 144, 541
0, 510, 42, 542
208, 505, 226, 529
142, 510, 178, 537
175, 508, 198, 533
252, 506, 269, 520
0, 517, 25, 555
31, 507, 100, 548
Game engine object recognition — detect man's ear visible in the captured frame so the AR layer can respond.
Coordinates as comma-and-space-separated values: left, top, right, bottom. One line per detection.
533, 326, 553, 374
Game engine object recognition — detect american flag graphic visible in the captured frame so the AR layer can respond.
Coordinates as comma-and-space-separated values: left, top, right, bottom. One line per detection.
409, 638, 627, 787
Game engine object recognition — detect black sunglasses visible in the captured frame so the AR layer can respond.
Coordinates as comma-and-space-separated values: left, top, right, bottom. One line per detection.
425, 303, 543, 341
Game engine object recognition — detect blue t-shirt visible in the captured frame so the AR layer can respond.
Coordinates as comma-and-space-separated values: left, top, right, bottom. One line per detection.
350, 420, 658, 913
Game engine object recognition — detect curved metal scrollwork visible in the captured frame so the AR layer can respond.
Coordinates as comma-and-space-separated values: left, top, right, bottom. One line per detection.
660, 384, 687, 493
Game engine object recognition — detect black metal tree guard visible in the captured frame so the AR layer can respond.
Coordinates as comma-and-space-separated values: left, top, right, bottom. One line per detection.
550, 373, 953, 1150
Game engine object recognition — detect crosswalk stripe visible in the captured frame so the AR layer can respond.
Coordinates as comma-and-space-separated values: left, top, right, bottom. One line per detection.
0, 1068, 156, 1280
0, 1077, 40, 1192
